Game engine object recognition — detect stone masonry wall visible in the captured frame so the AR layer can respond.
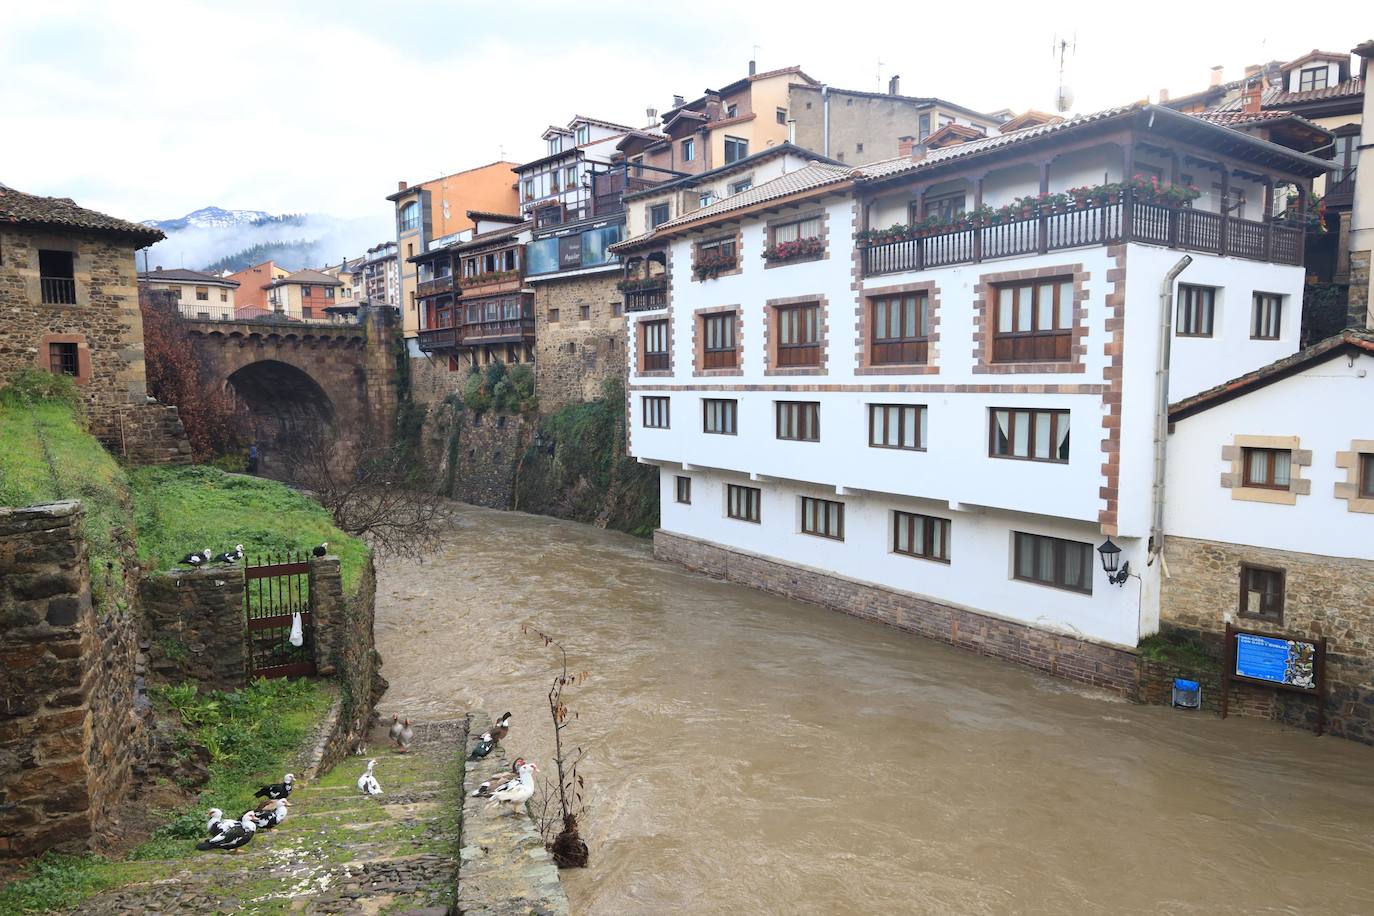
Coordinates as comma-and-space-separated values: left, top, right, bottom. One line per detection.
137, 569, 247, 691
0, 228, 150, 447
1160, 536, 1374, 743
310, 554, 385, 775
0, 502, 144, 857
655, 529, 1139, 694
533, 272, 626, 413
1349, 249, 1370, 329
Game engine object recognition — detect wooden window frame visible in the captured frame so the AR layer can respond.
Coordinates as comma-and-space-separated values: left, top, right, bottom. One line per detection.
1012, 532, 1093, 595
640, 318, 669, 372
800, 496, 845, 540
773, 302, 821, 367
992, 277, 1073, 362
1238, 563, 1285, 624
701, 312, 738, 369
775, 401, 820, 442
675, 475, 692, 504
1177, 284, 1216, 338
766, 212, 824, 262
726, 483, 760, 522
893, 511, 950, 563
868, 403, 925, 451
1251, 292, 1282, 340
696, 236, 737, 261
702, 398, 738, 436
642, 396, 670, 429
649, 203, 670, 228
989, 409, 1070, 463
48, 341, 79, 377
1241, 447, 1292, 490
870, 292, 929, 365
1298, 66, 1328, 92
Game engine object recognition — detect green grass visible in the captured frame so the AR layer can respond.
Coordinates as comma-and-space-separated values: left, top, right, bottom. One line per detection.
0, 382, 133, 608
1138, 629, 1220, 671
130, 465, 367, 592
0, 679, 331, 914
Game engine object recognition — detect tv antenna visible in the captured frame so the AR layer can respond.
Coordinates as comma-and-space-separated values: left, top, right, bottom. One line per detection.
876, 57, 885, 92
1052, 33, 1077, 113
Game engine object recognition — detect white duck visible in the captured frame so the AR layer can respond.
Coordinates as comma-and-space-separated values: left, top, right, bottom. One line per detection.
205, 807, 226, 835
469, 757, 527, 798
357, 758, 383, 796
487, 761, 537, 815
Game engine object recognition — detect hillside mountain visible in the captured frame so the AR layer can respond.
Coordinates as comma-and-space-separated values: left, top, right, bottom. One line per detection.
139, 206, 388, 274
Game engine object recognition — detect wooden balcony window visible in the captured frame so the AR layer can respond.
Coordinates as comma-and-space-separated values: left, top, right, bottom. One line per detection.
993, 279, 1072, 362
870, 293, 928, 365
701, 312, 738, 369
774, 303, 820, 367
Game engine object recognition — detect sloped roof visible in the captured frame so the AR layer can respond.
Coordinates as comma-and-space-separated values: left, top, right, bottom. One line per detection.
611, 162, 854, 252
138, 268, 239, 286
621, 142, 841, 201
268, 268, 343, 287
1170, 329, 1374, 421
0, 186, 163, 245
1282, 49, 1350, 70
1213, 78, 1363, 111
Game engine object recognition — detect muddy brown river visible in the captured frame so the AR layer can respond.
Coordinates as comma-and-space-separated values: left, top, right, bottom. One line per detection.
375, 504, 1374, 915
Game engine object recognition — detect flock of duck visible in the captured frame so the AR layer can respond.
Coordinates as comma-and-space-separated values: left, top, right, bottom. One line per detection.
195, 711, 535, 853
178, 542, 328, 568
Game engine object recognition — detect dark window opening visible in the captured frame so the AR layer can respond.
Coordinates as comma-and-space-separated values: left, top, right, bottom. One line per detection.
48, 342, 79, 377
1240, 564, 1285, 623
39, 250, 76, 304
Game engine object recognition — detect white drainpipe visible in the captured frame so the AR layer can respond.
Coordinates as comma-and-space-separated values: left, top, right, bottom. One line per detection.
821, 85, 830, 157
1150, 255, 1193, 566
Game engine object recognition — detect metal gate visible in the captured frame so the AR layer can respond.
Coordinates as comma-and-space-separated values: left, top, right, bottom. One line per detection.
244, 552, 316, 678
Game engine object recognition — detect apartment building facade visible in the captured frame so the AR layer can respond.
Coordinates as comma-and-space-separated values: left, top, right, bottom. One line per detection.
388, 161, 521, 342
225, 259, 289, 313
357, 241, 400, 305
616, 103, 1327, 688
136, 267, 239, 319
264, 268, 344, 320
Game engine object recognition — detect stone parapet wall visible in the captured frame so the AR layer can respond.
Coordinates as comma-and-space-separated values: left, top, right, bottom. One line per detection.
137, 568, 246, 690
0, 501, 144, 857
1160, 536, 1374, 743
107, 402, 193, 466
458, 710, 570, 915
654, 529, 1139, 694
310, 554, 385, 774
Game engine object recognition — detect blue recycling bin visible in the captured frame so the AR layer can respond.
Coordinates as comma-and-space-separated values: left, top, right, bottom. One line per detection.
1171, 678, 1201, 709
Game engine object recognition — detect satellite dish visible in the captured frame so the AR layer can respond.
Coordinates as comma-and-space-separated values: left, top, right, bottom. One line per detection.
1056, 85, 1075, 113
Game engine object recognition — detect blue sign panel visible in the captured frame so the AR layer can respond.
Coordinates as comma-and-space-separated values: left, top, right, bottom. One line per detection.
1235, 633, 1317, 689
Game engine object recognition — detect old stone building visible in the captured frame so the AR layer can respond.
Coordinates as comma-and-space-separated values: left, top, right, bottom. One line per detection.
532, 272, 625, 410
0, 186, 188, 458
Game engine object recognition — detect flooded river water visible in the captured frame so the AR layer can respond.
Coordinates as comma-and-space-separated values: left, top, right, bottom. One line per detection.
375, 504, 1374, 915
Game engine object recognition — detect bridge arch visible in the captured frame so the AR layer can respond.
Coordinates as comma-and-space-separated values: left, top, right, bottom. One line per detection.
225, 359, 337, 464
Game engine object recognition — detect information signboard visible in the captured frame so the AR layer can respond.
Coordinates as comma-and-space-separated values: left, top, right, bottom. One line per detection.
1221, 624, 1327, 735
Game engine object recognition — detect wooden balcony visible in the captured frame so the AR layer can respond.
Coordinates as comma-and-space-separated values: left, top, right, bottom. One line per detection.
416, 275, 454, 298
860, 191, 1305, 278
417, 327, 458, 351
625, 283, 668, 312
458, 272, 523, 296
460, 317, 535, 345
1325, 168, 1356, 210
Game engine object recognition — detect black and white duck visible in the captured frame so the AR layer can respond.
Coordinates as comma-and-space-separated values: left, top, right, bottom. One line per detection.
197, 810, 259, 852
469, 758, 527, 798
180, 548, 212, 567
312, 542, 328, 557
214, 544, 244, 564
254, 798, 289, 829
253, 772, 294, 800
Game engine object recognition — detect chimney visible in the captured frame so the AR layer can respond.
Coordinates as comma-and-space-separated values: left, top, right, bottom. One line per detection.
704, 90, 722, 120
787, 119, 796, 144
897, 135, 916, 158
888, 75, 900, 96
397, 180, 408, 191
749, 59, 756, 77
155, 265, 162, 271
646, 106, 658, 123
1159, 88, 1170, 102
1244, 64, 1262, 80
672, 94, 685, 107
1263, 60, 1283, 87
1242, 79, 1262, 114
1209, 65, 1224, 87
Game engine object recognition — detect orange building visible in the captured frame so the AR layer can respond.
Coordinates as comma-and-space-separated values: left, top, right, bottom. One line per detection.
388, 161, 521, 338
225, 259, 289, 313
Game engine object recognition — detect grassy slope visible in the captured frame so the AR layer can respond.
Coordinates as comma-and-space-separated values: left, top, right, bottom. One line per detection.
0, 679, 331, 914
130, 465, 366, 592
0, 396, 132, 604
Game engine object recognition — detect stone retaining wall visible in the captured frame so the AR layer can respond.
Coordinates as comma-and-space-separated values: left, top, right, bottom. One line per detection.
654, 529, 1140, 695
0, 502, 145, 857
457, 710, 570, 915
137, 568, 246, 690
310, 554, 386, 774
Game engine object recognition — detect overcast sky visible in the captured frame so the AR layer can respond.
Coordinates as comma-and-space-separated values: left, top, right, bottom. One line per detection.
1, 0, 1357, 232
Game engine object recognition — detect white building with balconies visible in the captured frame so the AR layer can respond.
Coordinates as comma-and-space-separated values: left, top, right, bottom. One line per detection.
613, 102, 1330, 688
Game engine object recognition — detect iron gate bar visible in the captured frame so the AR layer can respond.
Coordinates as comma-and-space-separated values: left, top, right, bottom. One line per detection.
243, 551, 317, 679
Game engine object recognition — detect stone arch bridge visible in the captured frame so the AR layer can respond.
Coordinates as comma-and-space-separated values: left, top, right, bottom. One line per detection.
181, 308, 399, 471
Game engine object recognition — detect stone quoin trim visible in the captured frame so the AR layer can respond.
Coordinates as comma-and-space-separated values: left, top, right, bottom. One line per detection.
35, 332, 92, 385
971, 263, 1090, 375
692, 304, 744, 377
855, 279, 941, 376
1098, 246, 1125, 534
1220, 434, 1312, 505
689, 224, 744, 283
1334, 440, 1374, 514
763, 293, 830, 376
762, 207, 831, 270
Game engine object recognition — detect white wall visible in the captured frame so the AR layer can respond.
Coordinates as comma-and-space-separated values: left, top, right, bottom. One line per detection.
1166, 352, 1374, 559
658, 467, 1152, 647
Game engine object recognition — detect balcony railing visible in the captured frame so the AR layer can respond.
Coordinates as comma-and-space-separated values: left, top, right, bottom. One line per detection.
417, 327, 458, 352
40, 276, 76, 304
460, 317, 535, 344
625, 283, 668, 312
178, 304, 236, 321
1325, 168, 1356, 209
416, 275, 454, 298
860, 190, 1305, 278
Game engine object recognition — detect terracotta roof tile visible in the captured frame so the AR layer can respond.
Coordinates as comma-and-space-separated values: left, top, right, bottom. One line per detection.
138, 268, 239, 285
0, 186, 163, 244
